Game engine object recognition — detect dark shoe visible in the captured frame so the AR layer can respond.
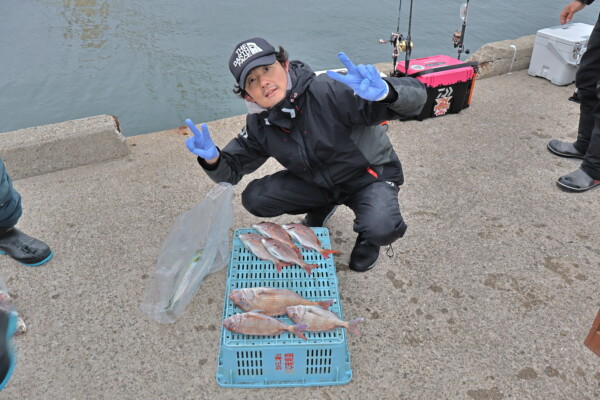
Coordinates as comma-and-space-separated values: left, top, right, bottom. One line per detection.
0, 308, 17, 391
0, 228, 53, 266
349, 235, 380, 272
300, 205, 337, 227
568, 91, 580, 103
556, 168, 600, 193
547, 139, 584, 159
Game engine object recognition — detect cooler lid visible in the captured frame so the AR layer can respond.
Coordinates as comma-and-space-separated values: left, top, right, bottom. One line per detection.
537, 22, 594, 45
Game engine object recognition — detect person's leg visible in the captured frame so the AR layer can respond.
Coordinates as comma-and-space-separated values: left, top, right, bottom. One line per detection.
548, 13, 600, 161
344, 180, 407, 271
241, 170, 334, 218
0, 160, 52, 266
556, 14, 600, 192
574, 13, 600, 156
579, 79, 600, 178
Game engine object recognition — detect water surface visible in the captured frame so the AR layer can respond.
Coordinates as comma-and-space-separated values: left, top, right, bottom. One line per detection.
1, 1, 597, 136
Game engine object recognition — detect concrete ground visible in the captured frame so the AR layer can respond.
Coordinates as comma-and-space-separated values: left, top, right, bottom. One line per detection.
1, 69, 599, 399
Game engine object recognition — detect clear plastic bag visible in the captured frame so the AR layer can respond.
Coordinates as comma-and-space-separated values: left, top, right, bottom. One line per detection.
140, 182, 234, 323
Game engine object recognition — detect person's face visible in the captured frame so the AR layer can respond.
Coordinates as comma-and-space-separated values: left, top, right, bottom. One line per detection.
243, 61, 289, 109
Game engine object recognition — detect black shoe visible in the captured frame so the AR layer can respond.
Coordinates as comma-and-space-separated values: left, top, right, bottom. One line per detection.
556, 168, 600, 193
568, 91, 580, 103
349, 235, 380, 272
0, 228, 53, 266
547, 139, 585, 159
0, 307, 17, 391
300, 205, 337, 227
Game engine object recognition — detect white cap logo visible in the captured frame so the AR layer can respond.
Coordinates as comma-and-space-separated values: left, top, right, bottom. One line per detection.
233, 42, 264, 67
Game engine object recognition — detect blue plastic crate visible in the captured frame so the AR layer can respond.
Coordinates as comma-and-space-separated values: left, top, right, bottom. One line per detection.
216, 228, 352, 388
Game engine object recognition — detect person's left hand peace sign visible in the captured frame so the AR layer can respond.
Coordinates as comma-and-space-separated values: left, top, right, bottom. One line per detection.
326, 52, 389, 101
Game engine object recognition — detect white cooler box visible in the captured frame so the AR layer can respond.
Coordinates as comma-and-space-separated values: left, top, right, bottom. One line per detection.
528, 22, 594, 85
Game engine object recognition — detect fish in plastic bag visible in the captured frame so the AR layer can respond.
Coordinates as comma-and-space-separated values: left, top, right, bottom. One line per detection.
140, 182, 234, 323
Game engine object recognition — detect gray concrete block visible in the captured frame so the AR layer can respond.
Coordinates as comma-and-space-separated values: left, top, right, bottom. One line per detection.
0, 114, 129, 180
467, 35, 536, 78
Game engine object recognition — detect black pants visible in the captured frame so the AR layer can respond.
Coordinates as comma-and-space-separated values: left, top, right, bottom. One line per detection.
574, 12, 600, 179
241, 170, 407, 246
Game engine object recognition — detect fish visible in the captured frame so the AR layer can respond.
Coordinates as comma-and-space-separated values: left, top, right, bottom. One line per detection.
261, 237, 320, 275
229, 287, 335, 316
223, 311, 308, 340
239, 233, 293, 272
286, 305, 364, 336
282, 223, 340, 259
168, 248, 203, 308
252, 221, 302, 256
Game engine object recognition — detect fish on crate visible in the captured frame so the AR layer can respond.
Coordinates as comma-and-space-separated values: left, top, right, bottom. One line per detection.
286, 305, 364, 336
239, 233, 293, 271
223, 311, 308, 340
229, 287, 335, 316
261, 237, 320, 275
252, 221, 302, 257
282, 223, 340, 259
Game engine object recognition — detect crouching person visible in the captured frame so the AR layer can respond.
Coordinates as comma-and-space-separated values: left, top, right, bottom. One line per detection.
185, 37, 426, 271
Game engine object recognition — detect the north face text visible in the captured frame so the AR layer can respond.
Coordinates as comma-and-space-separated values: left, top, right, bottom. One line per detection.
233, 42, 263, 67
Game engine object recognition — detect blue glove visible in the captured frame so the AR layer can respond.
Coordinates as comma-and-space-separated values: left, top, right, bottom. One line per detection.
326, 52, 389, 101
185, 119, 219, 160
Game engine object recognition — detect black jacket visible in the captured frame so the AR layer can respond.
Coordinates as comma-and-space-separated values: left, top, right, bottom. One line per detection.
200, 61, 426, 198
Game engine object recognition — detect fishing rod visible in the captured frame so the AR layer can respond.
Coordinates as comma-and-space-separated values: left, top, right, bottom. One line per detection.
452, 0, 471, 60
378, 0, 414, 77
404, 0, 414, 76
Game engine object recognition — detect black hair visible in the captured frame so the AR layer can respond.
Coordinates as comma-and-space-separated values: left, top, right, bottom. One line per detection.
232, 46, 289, 99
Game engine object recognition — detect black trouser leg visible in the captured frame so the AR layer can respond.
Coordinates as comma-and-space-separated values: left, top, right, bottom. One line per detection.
575, 13, 600, 178
343, 180, 407, 246
241, 171, 333, 217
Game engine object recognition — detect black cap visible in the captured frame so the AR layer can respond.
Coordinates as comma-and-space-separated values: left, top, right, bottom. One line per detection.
229, 37, 277, 89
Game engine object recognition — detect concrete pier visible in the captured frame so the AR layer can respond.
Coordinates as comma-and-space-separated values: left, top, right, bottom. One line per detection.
1, 37, 598, 399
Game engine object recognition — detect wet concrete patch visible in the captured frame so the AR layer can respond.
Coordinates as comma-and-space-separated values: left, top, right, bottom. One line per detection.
543, 256, 574, 284
466, 387, 504, 400
483, 273, 547, 309
402, 331, 424, 347
517, 367, 538, 380
337, 262, 350, 271
386, 271, 407, 290
429, 284, 443, 293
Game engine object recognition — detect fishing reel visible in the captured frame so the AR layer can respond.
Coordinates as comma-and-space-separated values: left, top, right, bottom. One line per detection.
379, 33, 414, 54
379, 32, 414, 77
378, 0, 416, 76
454, 1, 471, 60
452, 30, 470, 55
452, 30, 461, 48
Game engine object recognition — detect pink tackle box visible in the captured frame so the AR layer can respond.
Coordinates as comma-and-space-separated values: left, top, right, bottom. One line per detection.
396, 55, 478, 119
